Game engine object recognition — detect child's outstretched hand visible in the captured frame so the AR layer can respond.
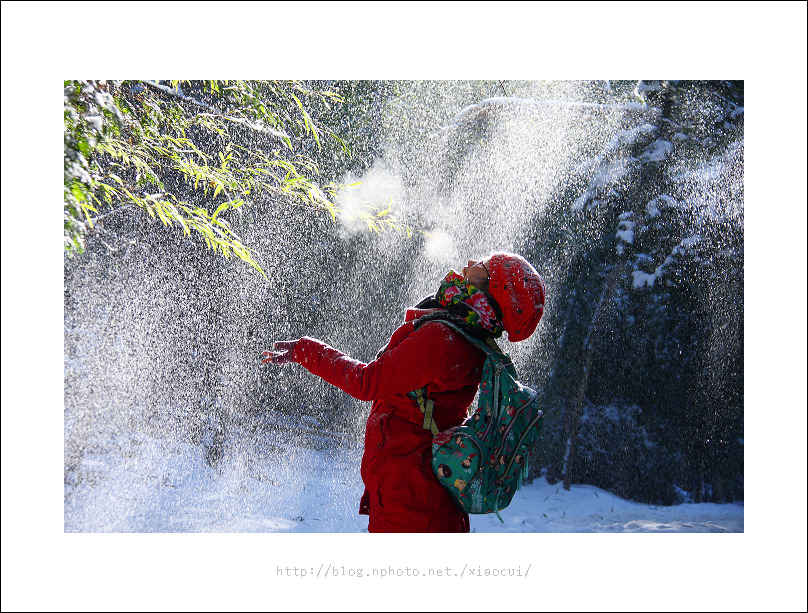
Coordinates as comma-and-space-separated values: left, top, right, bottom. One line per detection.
261, 340, 298, 365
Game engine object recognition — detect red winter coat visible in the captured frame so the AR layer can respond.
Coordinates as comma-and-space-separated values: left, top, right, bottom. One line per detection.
291, 307, 486, 532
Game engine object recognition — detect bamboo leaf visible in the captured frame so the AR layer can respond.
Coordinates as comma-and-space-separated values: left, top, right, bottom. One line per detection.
212, 202, 229, 219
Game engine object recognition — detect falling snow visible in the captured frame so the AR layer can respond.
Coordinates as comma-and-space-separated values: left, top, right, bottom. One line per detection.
60, 80, 749, 536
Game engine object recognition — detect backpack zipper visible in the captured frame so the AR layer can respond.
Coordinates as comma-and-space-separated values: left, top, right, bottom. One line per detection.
480, 362, 504, 441
493, 404, 527, 456
492, 386, 538, 456
497, 408, 544, 482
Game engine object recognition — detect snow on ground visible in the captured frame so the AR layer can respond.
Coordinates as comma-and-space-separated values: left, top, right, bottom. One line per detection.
47, 427, 786, 611
471, 479, 742, 533
64, 427, 743, 534
65, 430, 369, 533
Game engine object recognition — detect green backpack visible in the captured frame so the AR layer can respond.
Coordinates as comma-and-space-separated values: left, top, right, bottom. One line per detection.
409, 320, 545, 522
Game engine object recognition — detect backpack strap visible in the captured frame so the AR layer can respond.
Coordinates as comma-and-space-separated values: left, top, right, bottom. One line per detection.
426, 318, 508, 362
426, 319, 519, 422
485, 336, 504, 354
409, 387, 439, 436
407, 320, 508, 437
412, 312, 506, 359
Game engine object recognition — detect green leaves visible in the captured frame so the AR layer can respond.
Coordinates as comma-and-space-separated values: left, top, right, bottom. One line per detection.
351, 201, 413, 237
64, 80, 409, 275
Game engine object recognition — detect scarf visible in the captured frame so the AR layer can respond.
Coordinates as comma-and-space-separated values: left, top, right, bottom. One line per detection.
433, 271, 504, 338
374, 272, 504, 358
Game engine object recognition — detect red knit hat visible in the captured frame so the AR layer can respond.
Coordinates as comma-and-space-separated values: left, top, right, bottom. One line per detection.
487, 252, 546, 342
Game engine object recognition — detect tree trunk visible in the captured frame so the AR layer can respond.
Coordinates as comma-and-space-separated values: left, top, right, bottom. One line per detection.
561, 264, 622, 489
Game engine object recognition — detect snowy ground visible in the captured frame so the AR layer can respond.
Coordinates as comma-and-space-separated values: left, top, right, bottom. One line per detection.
63, 421, 743, 534
52, 424, 763, 611
44, 423, 797, 613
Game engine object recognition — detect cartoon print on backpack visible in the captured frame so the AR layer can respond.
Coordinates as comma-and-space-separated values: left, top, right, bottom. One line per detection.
460, 452, 478, 472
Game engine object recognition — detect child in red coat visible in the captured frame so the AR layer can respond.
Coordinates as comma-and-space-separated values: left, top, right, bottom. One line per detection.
262, 252, 546, 532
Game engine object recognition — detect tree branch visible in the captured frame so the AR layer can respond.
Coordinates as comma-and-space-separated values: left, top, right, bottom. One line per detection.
142, 80, 214, 110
